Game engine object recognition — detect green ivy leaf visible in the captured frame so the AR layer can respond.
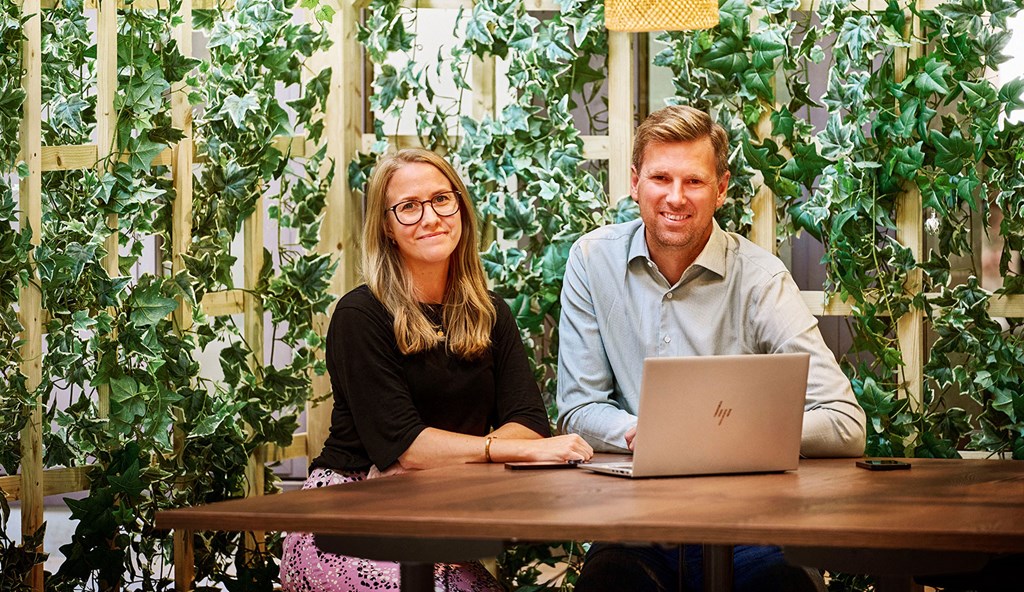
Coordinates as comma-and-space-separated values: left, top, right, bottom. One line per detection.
129, 284, 178, 328
220, 93, 261, 129
930, 128, 972, 174
126, 134, 166, 173
741, 68, 775, 101
699, 35, 748, 76
913, 58, 951, 96
750, 28, 786, 69
889, 143, 925, 179
998, 77, 1024, 116
109, 376, 139, 403
119, 66, 170, 115
959, 80, 997, 110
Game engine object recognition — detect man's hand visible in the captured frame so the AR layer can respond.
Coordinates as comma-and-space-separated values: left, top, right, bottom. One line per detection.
625, 424, 638, 452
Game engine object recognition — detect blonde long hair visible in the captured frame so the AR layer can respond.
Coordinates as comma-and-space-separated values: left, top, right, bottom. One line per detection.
362, 149, 496, 359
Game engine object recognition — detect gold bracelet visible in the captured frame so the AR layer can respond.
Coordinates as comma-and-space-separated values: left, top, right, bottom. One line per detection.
484, 436, 495, 463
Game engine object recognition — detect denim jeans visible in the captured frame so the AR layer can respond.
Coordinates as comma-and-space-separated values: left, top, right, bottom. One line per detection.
575, 543, 821, 592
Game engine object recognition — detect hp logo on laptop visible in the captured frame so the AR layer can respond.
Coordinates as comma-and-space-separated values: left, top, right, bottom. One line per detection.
713, 401, 732, 425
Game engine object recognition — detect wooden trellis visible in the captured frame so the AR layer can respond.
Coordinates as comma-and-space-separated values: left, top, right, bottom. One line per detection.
4, 1, 361, 589
7, 2, 1024, 591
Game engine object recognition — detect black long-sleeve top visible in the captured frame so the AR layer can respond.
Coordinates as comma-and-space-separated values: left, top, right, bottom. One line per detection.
310, 285, 551, 473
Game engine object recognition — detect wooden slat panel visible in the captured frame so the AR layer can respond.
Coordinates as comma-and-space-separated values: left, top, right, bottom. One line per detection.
51, 0, 945, 11
305, 7, 350, 462
803, 291, 1024, 319
607, 31, 633, 204
0, 466, 93, 501
41, 144, 97, 171
747, 10, 778, 253
801, 291, 856, 317
395, 0, 561, 9
172, 0, 194, 332
987, 294, 1024, 318
242, 184, 266, 553
359, 133, 610, 161
47, 0, 946, 14
200, 289, 244, 316
36, 135, 307, 172
894, 9, 924, 409
96, 0, 118, 425
581, 135, 609, 161
174, 530, 196, 592
69, 0, 230, 9
17, 2, 44, 588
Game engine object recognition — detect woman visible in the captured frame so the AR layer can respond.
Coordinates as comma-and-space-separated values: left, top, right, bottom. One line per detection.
281, 148, 593, 592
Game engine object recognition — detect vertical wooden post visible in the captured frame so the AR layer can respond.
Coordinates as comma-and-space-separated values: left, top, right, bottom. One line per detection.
18, 2, 43, 590
607, 31, 634, 205
307, 0, 366, 463
172, 0, 194, 333
747, 9, 778, 254
748, 114, 777, 253
243, 194, 266, 552
471, 54, 497, 250
173, 530, 195, 592
894, 5, 924, 408
471, 56, 496, 122
96, 0, 118, 421
170, 1, 195, 580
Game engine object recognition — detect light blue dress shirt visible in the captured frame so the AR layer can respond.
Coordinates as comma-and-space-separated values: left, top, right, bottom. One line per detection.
556, 218, 866, 456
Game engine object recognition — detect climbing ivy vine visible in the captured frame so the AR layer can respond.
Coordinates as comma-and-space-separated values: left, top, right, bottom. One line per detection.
352, 0, 1024, 588
2, 0, 334, 589
656, 0, 1024, 459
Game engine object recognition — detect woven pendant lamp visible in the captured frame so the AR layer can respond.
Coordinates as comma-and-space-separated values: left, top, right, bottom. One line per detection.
605, 0, 720, 32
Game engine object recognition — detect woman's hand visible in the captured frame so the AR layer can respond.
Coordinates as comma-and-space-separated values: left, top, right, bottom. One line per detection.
517, 434, 594, 463
368, 462, 413, 479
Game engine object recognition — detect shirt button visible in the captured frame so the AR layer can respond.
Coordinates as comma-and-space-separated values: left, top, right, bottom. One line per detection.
664, 336, 671, 343
666, 292, 674, 299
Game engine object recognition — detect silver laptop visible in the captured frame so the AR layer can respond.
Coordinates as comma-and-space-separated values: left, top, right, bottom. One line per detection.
582, 353, 809, 478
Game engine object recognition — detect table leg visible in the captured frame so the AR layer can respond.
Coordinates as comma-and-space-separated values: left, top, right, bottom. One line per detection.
400, 562, 434, 592
174, 530, 194, 591
703, 544, 733, 592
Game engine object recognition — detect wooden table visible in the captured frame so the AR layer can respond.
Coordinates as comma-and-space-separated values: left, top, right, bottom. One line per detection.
156, 458, 1024, 592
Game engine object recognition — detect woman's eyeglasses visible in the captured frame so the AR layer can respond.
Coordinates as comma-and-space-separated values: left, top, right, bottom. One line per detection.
387, 191, 461, 226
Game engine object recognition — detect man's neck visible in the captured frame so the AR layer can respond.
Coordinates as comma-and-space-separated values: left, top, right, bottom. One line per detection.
646, 232, 713, 287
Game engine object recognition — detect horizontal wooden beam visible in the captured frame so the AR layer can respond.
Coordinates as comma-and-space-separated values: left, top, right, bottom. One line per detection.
360, 133, 609, 160
63, 0, 230, 9
987, 293, 1024, 318
200, 289, 245, 316
0, 466, 93, 501
401, 0, 560, 8
802, 291, 1024, 318
34, 135, 306, 172
0, 431, 310, 500
46, 0, 945, 14
41, 144, 96, 171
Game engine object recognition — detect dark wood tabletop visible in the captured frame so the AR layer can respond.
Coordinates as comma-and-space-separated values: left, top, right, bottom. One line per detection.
156, 457, 1024, 554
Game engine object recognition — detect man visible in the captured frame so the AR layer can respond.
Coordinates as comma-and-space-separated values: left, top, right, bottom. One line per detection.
556, 105, 866, 591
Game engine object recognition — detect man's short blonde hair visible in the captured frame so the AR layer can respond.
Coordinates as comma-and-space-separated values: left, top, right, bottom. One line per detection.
632, 105, 729, 178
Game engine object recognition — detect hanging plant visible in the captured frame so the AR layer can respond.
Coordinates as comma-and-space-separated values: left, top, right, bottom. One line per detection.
0, 0, 31, 475
352, 1, 610, 588
656, 0, 1024, 459
0, 0, 336, 588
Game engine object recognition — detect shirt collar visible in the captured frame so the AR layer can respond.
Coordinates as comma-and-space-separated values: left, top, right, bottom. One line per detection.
628, 219, 729, 280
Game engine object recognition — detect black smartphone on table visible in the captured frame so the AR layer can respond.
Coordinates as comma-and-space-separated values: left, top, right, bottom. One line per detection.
856, 459, 911, 471
505, 460, 581, 470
